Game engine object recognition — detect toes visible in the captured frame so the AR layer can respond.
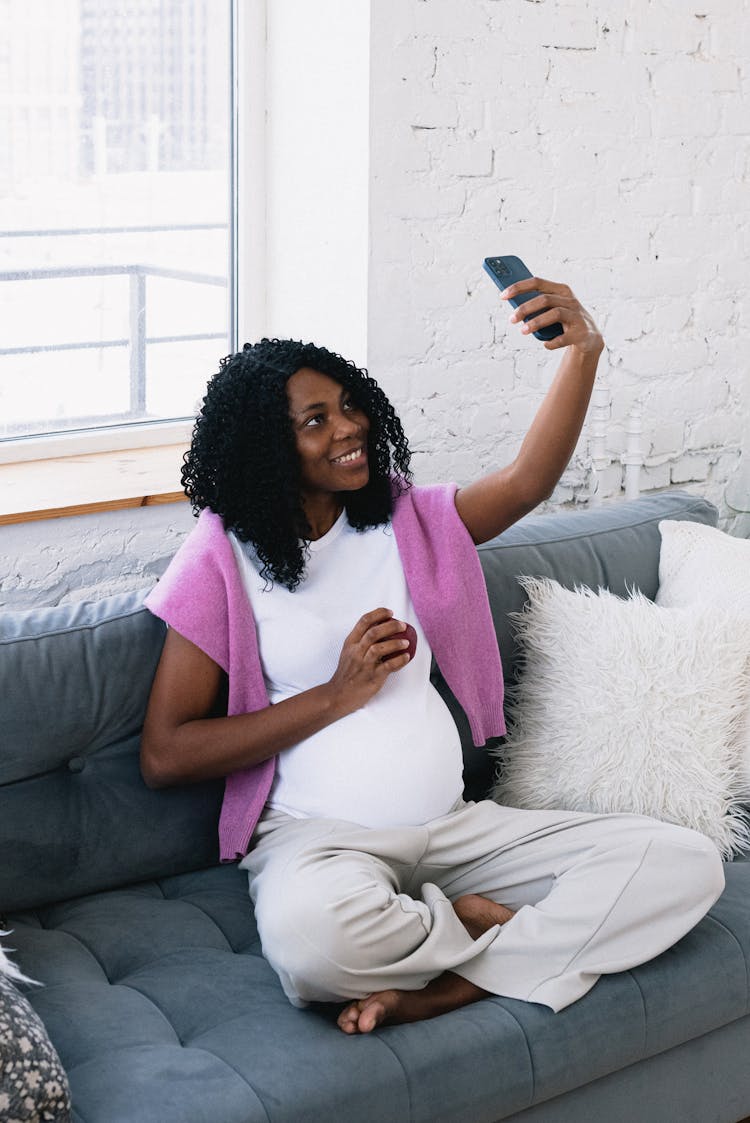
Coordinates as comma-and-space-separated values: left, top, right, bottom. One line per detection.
357, 998, 388, 1034
337, 1002, 364, 1034
337, 994, 395, 1034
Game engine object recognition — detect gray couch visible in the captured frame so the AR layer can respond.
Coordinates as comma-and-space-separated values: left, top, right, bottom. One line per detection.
2, 490, 749, 1123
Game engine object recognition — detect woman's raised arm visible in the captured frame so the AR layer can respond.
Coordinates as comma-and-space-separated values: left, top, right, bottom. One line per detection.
455, 276, 604, 546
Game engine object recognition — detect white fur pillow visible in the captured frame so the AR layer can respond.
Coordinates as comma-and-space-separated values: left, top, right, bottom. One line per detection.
657, 519, 750, 791
0, 935, 34, 984
492, 577, 750, 858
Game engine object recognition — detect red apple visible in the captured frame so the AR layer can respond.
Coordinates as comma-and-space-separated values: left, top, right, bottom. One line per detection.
383, 622, 418, 663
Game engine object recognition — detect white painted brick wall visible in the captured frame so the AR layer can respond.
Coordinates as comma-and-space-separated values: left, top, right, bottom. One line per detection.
369, 0, 750, 520
0, 504, 196, 611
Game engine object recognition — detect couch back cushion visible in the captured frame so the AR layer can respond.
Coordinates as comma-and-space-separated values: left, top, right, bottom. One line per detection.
0, 592, 223, 911
0, 491, 717, 910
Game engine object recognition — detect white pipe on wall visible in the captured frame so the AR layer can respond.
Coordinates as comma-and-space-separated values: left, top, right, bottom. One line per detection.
623, 404, 643, 501
588, 383, 611, 507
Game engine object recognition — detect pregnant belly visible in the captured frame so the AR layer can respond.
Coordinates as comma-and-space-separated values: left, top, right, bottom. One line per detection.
267, 689, 464, 828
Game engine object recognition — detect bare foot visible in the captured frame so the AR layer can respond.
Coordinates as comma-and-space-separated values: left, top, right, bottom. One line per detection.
337, 990, 403, 1034
336, 894, 515, 1034
453, 893, 515, 940
337, 973, 489, 1034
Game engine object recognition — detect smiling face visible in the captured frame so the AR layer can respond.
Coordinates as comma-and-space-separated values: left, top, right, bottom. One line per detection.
286, 367, 370, 531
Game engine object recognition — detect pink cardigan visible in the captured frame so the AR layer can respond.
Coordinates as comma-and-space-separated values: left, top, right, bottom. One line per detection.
145, 482, 506, 861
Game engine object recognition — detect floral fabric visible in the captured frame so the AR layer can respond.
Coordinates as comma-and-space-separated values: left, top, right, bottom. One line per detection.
0, 974, 71, 1123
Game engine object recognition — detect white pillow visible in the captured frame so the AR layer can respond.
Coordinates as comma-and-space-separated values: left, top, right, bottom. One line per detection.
657, 519, 750, 791
492, 577, 750, 858
0, 934, 34, 983
657, 519, 750, 611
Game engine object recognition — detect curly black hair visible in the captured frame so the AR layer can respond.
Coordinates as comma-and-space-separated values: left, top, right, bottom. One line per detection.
182, 338, 413, 590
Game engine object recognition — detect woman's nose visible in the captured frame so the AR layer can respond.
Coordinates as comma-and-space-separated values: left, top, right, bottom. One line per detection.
333, 411, 361, 438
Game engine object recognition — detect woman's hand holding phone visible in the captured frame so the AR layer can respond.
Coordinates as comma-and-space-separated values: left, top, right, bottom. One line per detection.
483, 255, 603, 355
504, 276, 604, 355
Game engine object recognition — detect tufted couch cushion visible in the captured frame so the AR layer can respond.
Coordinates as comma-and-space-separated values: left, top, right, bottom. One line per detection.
8, 855, 750, 1123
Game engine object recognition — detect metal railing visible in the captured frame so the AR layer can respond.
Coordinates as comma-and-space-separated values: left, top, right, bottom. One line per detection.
0, 223, 229, 434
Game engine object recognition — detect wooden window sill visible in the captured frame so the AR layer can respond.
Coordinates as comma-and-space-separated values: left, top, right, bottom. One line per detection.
0, 445, 189, 526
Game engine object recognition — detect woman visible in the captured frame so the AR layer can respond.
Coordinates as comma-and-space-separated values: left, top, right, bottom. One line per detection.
141, 275, 723, 1034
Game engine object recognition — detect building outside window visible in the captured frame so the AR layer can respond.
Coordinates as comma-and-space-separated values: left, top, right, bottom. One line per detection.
0, 0, 231, 444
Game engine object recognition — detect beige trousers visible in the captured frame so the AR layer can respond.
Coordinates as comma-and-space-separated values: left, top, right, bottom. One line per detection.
240, 799, 724, 1012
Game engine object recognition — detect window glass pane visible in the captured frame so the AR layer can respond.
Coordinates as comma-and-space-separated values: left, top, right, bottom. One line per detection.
0, 0, 231, 440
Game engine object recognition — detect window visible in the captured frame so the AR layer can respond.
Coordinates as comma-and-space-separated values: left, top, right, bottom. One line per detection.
0, 0, 232, 450
0, 0, 371, 496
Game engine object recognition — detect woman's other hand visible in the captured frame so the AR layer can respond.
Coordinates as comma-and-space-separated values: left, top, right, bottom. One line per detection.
141, 613, 410, 787
327, 608, 412, 715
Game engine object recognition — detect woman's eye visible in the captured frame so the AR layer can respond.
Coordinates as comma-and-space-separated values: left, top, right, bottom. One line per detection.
305, 414, 324, 427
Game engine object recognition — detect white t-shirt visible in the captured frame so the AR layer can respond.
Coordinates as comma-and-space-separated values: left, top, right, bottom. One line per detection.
229, 511, 464, 828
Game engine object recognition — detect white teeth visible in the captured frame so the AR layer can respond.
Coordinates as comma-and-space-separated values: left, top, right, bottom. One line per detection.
334, 448, 362, 463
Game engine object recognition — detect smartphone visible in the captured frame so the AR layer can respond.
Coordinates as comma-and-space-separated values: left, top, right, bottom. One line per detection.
483, 255, 564, 342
